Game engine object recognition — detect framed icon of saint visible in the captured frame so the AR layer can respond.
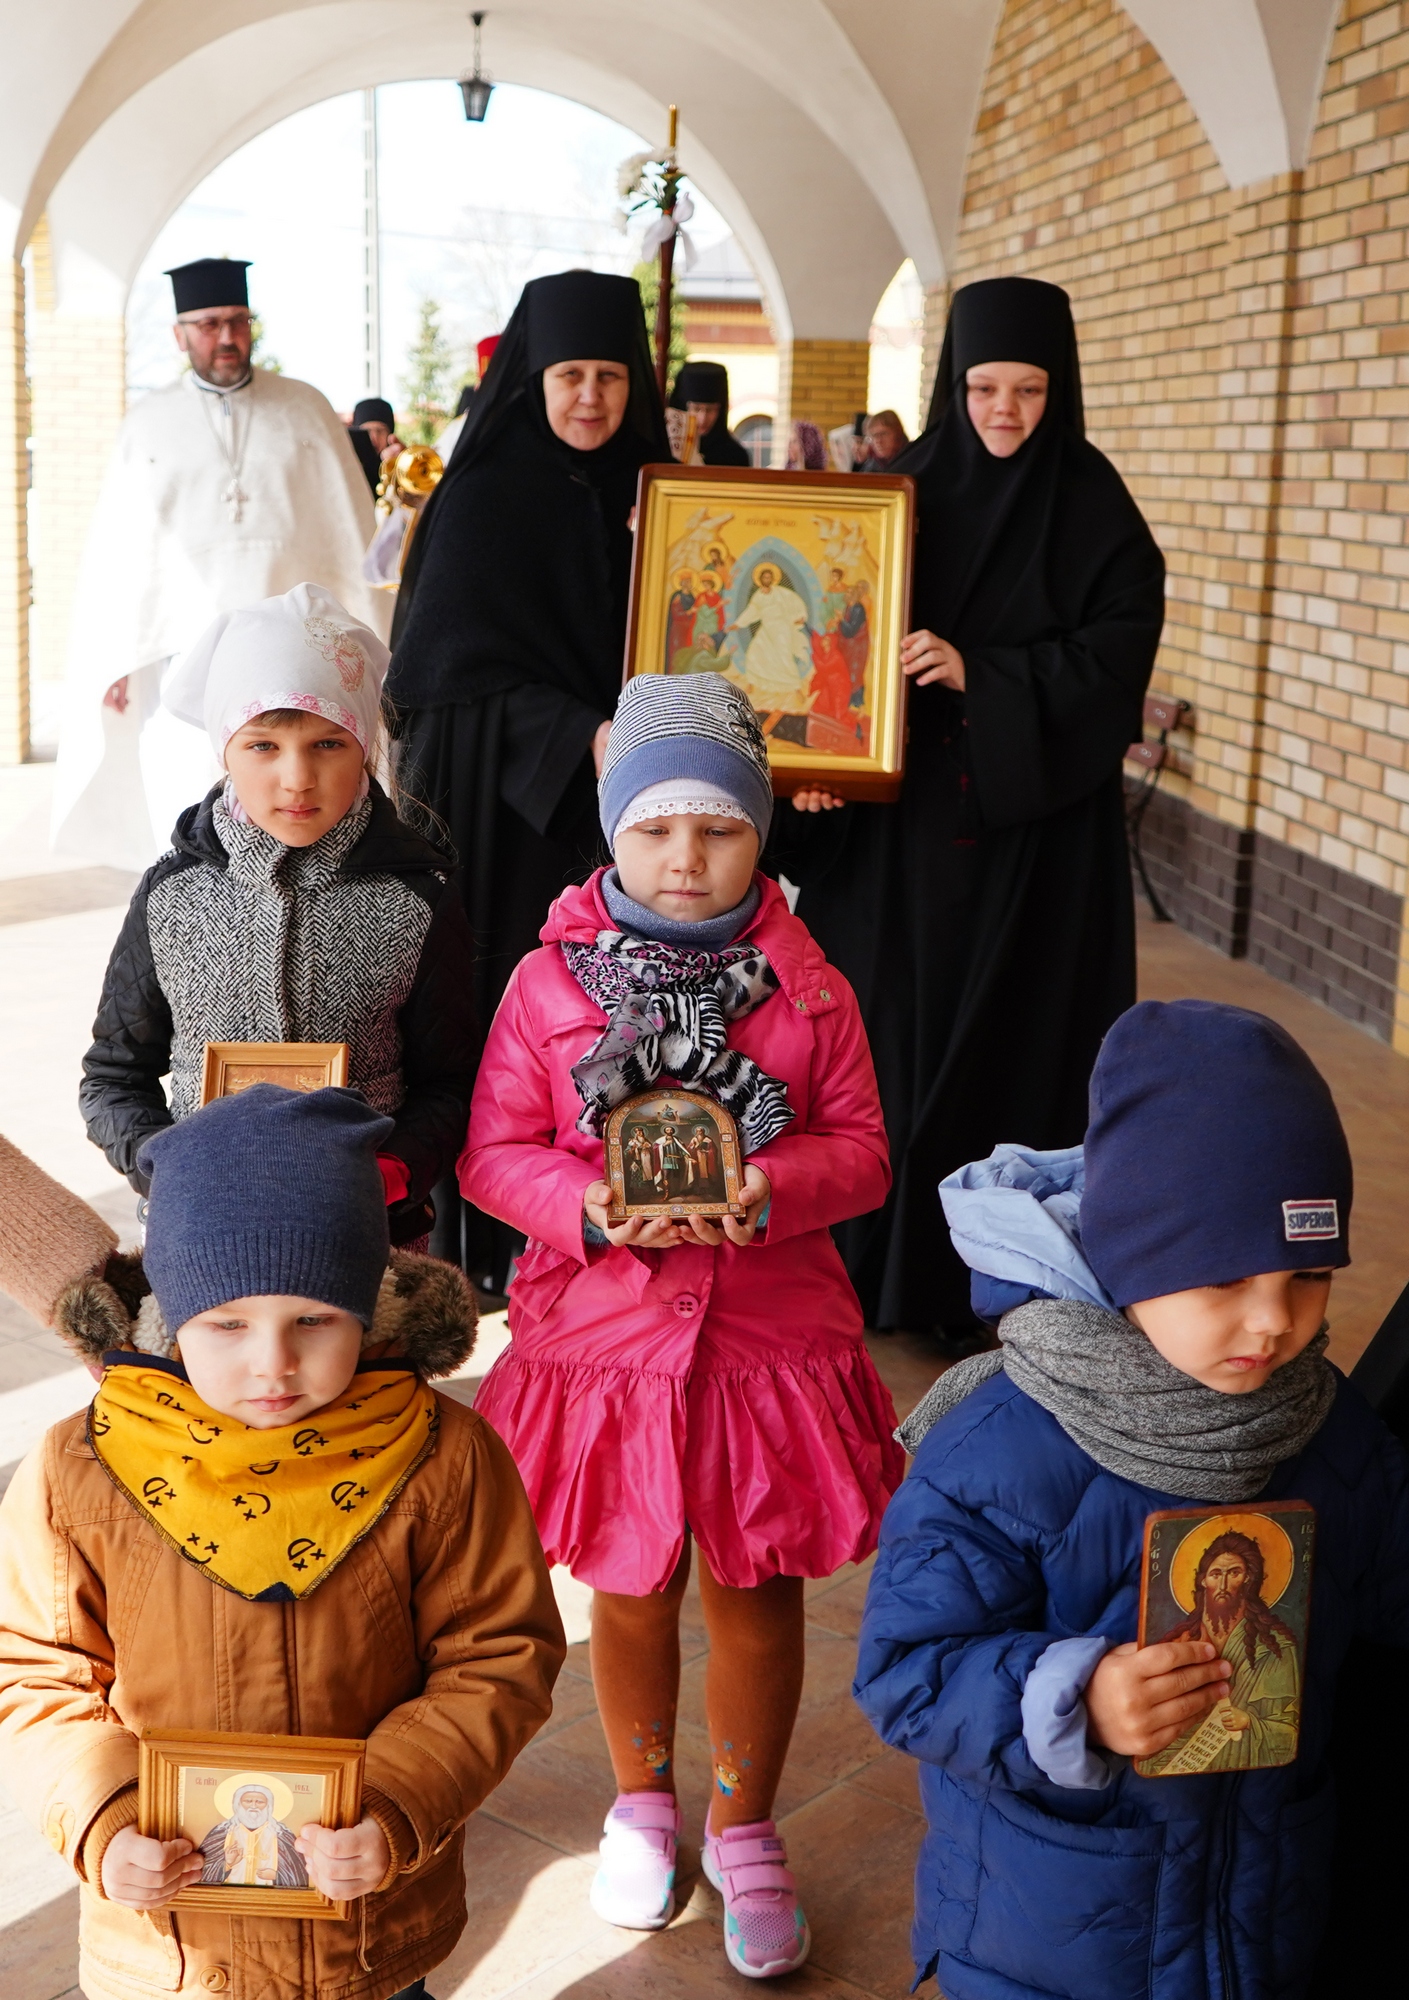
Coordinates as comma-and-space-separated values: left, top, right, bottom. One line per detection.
138, 1727, 364, 1918
1135, 1501, 1314, 1778
604, 1087, 746, 1222
201, 1041, 350, 1105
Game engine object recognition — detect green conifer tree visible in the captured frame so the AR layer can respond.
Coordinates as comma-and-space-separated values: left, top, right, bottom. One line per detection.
400, 297, 456, 443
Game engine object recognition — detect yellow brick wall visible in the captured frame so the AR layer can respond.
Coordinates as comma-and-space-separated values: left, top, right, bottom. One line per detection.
0, 258, 31, 765
917, 283, 950, 434
954, 0, 1409, 1041
27, 217, 127, 705
778, 337, 871, 438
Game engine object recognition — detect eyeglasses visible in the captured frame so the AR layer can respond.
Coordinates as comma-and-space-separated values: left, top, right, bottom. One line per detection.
177, 313, 253, 336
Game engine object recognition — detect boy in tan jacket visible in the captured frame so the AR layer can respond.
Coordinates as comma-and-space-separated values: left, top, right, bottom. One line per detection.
0, 1085, 564, 2000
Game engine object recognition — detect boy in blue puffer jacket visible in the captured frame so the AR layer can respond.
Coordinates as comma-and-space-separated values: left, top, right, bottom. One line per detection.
855, 999, 1409, 2000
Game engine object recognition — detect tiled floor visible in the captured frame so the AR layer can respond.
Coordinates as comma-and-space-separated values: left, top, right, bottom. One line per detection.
2, 764, 1406, 1999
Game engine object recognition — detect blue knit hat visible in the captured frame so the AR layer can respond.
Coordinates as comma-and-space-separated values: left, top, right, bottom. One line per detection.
138, 1086, 394, 1331
598, 673, 774, 850
1081, 1000, 1352, 1308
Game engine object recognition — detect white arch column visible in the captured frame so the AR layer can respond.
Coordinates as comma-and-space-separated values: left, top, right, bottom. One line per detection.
26, 216, 126, 716
0, 232, 28, 765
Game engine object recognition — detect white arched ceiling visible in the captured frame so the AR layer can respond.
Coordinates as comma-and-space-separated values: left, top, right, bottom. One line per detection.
1123, 0, 1343, 186
12, 0, 1346, 338
26, 0, 949, 342
0, 0, 145, 247
42, 6, 809, 335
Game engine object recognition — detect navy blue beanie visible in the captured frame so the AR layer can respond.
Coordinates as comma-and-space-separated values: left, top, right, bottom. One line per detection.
137, 1085, 394, 1331
1081, 1000, 1352, 1307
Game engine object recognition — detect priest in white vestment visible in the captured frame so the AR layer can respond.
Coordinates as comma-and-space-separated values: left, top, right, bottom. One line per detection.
52, 258, 384, 872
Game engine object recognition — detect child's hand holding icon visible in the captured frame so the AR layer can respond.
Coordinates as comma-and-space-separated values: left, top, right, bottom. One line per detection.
100, 1826, 203, 1908
1085, 1640, 1233, 1758
584, 1165, 771, 1250
584, 1181, 694, 1248
295, 1816, 391, 1900
680, 1165, 771, 1246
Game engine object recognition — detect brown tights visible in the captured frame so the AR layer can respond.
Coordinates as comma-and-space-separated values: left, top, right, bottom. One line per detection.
590, 1540, 806, 1833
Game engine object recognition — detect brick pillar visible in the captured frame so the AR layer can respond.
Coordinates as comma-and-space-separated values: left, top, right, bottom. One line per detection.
28, 216, 126, 711
0, 255, 30, 765
917, 281, 950, 430
777, 338, 871, 444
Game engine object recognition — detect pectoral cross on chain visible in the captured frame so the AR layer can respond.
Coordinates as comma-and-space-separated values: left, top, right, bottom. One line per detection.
217, 392, 248, 522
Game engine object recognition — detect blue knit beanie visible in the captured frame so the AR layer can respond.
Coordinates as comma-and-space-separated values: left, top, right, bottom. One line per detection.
598, 673, 774, 850
138, 1085, 394, 1331
1081, 1000, 1352, 1308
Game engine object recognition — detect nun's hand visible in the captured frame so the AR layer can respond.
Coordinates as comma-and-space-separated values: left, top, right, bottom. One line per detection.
791, 787, 846, 812
592, 720, 612, 778
901, 629, 965, 690
103, 676, 130, 714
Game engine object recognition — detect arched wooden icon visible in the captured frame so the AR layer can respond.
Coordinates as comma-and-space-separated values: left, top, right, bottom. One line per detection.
605, 1087, 747, 1222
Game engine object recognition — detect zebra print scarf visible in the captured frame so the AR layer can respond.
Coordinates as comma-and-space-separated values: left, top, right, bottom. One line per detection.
564, 930, 793, 1155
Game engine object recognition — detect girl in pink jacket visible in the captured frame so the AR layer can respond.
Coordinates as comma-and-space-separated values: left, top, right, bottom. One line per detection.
463, 672, 904, 1980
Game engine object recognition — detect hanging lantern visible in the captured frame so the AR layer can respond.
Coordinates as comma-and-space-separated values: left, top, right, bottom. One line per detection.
459, 12, 494, 122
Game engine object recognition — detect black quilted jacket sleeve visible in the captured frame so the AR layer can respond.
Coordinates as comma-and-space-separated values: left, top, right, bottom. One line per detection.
385, 878, 480, 1207
79, 863, 178, 1192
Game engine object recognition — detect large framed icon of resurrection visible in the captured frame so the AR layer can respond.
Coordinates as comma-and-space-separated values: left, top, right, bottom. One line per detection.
624, 463, 915, 801
138, 1727, 365, 1919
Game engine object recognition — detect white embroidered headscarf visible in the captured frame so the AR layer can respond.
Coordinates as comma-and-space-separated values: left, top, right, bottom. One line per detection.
162, 582, 389, 758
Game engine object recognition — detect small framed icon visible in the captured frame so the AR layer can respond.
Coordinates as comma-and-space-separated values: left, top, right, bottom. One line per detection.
201, 1041, 350, 1106
138, 1727, 364, 1918
605, 1087, 746, 1222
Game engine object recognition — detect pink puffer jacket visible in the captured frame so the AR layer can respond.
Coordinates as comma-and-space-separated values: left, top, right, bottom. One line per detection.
461, 870, 905, 1594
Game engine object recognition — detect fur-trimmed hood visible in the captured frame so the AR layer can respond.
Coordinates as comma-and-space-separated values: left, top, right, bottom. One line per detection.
54, 1247, 477, 1377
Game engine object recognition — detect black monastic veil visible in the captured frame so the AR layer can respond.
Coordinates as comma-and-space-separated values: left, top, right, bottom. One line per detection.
386, 270, 670, 1280
770, 275, 1166, 1336
668, 359, 751, 467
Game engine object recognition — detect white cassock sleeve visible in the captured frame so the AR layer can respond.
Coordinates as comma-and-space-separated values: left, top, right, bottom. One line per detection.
50, 414, 220, 871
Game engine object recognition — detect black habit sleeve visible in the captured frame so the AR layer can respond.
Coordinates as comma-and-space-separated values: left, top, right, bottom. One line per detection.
384, 879, 481, 1207
496, 682, 606, 840
962, 525, 1165, 830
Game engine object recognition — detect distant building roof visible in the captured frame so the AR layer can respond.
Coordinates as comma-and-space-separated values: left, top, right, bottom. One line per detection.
677, 235, 762, 303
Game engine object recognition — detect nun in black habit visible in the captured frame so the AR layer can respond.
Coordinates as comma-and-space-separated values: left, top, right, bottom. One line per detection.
668, 359, 751, 466
771, 275, 1165, 1339
386, 270, 669, 1281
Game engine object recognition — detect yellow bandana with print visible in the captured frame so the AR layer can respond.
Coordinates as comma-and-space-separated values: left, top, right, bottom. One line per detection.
89, 1357, 439, 1601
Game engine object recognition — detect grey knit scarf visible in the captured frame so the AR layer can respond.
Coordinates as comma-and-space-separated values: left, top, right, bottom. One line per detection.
897, 1298, 1337, 1500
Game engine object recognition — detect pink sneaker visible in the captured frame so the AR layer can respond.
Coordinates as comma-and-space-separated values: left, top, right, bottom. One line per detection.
589, 1791, 680, 1930
703, 1819, 811, 1978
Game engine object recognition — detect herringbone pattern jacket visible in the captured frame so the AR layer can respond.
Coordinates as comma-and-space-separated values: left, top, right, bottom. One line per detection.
81, 783, 477, 1232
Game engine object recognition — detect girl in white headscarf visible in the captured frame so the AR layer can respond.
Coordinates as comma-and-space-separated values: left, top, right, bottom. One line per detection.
79, 583, 478, 1249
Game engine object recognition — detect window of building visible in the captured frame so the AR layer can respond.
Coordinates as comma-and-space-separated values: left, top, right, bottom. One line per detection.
736, 416, 774, 467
